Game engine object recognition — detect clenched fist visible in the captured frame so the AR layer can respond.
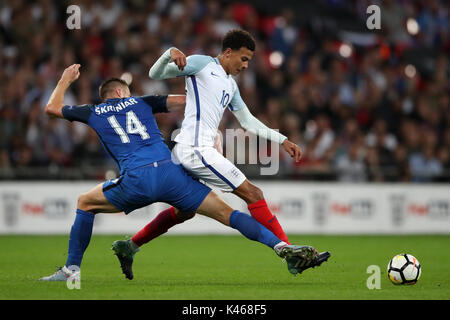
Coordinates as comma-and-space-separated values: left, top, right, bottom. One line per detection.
60, 64, 81, 84
170, 48, 187, 71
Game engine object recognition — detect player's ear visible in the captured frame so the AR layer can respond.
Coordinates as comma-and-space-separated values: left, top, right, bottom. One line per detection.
224, 48, 233, 58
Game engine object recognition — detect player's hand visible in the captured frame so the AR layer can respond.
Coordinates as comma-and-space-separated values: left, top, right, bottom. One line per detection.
170, 48, 187, 71
282, 139, 303, 162
60, 64, 81, 84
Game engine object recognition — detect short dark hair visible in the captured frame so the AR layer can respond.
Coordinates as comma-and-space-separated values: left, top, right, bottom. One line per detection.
98, 78, 129, 101
222, 29, 256, 52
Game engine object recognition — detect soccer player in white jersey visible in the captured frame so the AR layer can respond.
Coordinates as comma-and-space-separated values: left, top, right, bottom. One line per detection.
112, 30, 330, 277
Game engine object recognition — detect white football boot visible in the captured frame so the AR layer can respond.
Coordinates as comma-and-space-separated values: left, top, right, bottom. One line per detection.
39, 266, 80, 281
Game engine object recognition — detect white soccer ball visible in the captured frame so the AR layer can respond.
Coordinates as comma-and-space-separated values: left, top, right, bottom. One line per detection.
387, 254, 421, 285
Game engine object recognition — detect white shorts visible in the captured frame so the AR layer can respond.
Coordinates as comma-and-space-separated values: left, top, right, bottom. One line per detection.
172, 143, 247, 192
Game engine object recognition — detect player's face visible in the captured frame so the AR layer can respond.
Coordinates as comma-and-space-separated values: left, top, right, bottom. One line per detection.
227, 47, 254, 76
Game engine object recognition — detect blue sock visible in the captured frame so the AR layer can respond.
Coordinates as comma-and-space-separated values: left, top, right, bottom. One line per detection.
229, 210, 281, 249
65, 209, 95, 268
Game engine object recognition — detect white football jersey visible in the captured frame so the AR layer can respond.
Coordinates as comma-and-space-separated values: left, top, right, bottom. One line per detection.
173, 55, 247, 147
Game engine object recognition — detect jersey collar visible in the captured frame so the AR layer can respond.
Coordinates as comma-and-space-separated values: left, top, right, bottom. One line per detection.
214, 56, 230, 78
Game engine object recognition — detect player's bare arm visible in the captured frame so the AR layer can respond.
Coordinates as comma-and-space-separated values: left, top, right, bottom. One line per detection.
166, 94, 186, 111
45, 64, 81, 118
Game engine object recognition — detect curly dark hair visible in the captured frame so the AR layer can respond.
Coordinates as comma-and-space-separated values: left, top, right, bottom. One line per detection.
221, 29, 256, 52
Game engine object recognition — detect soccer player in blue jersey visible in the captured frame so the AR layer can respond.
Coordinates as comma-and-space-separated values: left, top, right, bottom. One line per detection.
39, 64, 318, 281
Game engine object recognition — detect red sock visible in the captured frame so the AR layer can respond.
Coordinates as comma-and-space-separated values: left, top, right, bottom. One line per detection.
248, 199, 290, 244
131, 207, 178, 247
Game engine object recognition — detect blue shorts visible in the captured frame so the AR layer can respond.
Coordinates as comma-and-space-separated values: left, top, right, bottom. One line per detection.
102, 160, 211, 214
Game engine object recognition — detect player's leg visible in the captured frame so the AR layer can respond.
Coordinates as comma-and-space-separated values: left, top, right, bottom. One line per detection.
77, 183, 122, 214
123, 142, 219, 250
39, 182, 121, 281
113, 209, 192, 280
162, 163, 312, 257
179, 145, 318, 270
114, 206, 195, 279
130, 207, 194, 247
194, 191, 316, 261
178, 143, 290, 244
201, 193, 328, 276
121, 143, 205, 249
126, 191, 282, 251
110, 164, 199, 279
127, 159, 298, 251
65, 182, 121, 268
233, 179, 290, 244
112, 189, 297, 280
112, 162, 317, 279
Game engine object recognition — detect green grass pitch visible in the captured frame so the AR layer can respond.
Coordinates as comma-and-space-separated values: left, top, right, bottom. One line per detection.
0, 234, 449, 300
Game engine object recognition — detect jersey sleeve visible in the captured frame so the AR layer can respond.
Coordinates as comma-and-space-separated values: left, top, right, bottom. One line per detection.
180, 55, 214, 76
139, 95, 169, 113
228, 85, 247, 111
62, 104, 93, 123
162, 55, 213, 77
149, 51, 213, 79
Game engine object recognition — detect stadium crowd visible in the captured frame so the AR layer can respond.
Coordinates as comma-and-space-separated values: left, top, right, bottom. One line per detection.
0, 0, 449, 182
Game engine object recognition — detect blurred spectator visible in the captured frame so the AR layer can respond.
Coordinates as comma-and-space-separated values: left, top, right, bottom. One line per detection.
334, 141, 367, 182
409, 145, 443, 182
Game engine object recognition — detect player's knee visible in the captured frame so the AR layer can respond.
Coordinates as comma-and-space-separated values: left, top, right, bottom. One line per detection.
252, 186, 264, 202
77, 193, 93, 212
222, 211, 233, 226
244, 185, 264, 204
235, 181, 264, 204
215, 205, 233, 226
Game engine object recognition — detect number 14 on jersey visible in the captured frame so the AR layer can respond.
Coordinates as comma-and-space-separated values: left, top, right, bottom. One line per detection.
107, 110, 150, 143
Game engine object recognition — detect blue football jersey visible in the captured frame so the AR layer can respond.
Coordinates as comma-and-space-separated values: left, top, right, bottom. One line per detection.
62, 95, 172, 174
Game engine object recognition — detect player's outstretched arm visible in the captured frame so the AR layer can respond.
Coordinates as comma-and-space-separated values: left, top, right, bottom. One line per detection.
148, 47, 187, 80
229, 86, 302, 162
45, 64, 80, 118
149, 48, 210, 80
233, 108, 302, 162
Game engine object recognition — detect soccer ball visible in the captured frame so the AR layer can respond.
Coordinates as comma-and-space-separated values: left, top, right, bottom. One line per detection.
387, 254, 421, 285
